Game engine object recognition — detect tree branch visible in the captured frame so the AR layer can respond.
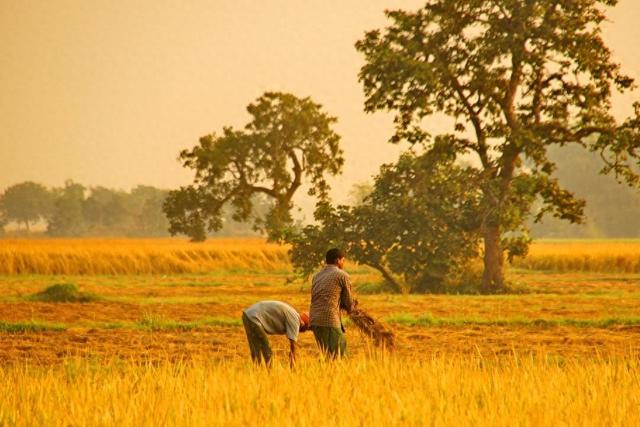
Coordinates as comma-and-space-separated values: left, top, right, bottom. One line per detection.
247, 185, 278, 198
441, 63, 491, 169
285, 150, 303, 201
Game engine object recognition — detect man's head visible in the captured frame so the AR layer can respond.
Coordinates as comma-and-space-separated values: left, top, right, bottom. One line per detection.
326, 248, 345, 269
299, 312, 310, 332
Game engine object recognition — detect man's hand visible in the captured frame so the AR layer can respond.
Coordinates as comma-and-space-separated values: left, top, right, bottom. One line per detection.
289, 339, 296, 368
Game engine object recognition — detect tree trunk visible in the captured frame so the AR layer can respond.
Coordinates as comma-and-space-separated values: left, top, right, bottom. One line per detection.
481, 224, 505, 293
371, 263, 406, 294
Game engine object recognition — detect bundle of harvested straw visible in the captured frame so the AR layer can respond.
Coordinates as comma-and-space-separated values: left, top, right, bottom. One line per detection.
349, 307, 396, 350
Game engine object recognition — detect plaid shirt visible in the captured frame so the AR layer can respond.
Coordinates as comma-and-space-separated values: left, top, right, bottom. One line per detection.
309, 264, 355, 328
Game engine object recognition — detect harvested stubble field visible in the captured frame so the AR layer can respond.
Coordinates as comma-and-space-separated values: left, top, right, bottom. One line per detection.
1, 238, 640, 426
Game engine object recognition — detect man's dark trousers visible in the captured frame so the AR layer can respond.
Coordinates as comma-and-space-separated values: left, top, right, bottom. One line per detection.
311, 325, 346, 358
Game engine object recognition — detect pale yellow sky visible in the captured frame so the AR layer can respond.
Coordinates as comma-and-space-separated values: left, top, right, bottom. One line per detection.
1, 1, 639, 204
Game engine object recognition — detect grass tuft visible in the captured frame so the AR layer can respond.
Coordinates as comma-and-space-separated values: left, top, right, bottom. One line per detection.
385, 312, 640, 328
31, 283, 100, 303
0, 320, 67, 333
136, 313, 241, 331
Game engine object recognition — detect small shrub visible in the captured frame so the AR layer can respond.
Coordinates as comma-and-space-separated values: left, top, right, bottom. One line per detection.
0, 321, 67, 333
32, 283, 100, 303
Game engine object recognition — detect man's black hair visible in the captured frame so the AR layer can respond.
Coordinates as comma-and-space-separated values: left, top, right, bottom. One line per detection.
326, 248, 345, 264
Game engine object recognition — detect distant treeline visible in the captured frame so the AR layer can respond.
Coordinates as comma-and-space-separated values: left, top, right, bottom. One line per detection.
1, 145, 639, 239
0, 181, 259, 237
530, 145, 640, 239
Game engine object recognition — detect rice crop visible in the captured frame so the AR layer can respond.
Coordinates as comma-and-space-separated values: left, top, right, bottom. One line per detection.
0, 355, 638, 427
0, 238, 291, 275
511, 240, 640, 273
1, 238, 639, 276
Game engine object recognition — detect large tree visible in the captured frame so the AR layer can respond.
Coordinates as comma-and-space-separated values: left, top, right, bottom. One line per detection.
356, 0, 640, 292
164, 92, 344, 241
0, 181, 52, 232
288, 150, 481, 293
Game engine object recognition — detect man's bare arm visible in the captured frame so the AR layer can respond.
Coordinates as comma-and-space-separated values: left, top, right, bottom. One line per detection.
289, 339, 296, 367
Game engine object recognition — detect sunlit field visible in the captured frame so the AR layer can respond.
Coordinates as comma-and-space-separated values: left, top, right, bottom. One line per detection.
2, 357, 639, 426
0, 238, 290, 275
1, 238, 640, 425
2, 238, 640, 275
513, 240, 640, 273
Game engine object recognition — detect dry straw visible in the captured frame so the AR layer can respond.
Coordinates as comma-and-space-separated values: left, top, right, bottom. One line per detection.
349, 307, 396, 350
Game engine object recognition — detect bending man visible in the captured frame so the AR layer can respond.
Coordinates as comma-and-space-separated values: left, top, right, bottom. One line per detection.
241, 300, 310, 366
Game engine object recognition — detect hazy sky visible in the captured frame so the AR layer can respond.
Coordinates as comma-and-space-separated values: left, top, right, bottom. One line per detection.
2, 1, 639, 204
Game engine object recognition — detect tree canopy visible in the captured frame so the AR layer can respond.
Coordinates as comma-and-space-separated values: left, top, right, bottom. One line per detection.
356, 0, 640, 292
163, 92, 344, 241
0, 181, 180, 237
47, 181, 87, 237
288, 150, 482, 293
0, 181, 52, 232
531, 143, 640, 237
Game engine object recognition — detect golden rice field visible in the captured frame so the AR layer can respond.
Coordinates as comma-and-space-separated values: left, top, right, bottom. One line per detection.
1, 238, 640, 426
1, 238, 639, 275
513, 240, 640, 273
2, 356, 639, 427
0, 238, 290, 275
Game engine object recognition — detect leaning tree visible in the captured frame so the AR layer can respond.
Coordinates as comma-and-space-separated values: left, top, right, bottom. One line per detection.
163, 92, 344, 241
356, 0, 640, 292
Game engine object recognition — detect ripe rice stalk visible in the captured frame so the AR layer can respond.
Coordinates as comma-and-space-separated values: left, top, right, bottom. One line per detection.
511, 240, 640, 273
2, 356, 640, 426
0, 238, 292, 275
349, 307, 396, 350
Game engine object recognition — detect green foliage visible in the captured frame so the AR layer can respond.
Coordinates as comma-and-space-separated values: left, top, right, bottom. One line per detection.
81, 185, 173, 237
82, 186, 132, 235
287, 150, 482, 293
130, 186, 171, 236
32, 283, 100, 303
47, 181, 87, 236
356, 0, 640, 292
385, 313, 640, 329
531, 144, 640, 237
0, 321, 67, 333
136, 313, 240, 331
0, 213, 7, 236
0, 181, 52, 231
355, 281, 397, 295
163, 92, 344, 242
0, 180, 247, 237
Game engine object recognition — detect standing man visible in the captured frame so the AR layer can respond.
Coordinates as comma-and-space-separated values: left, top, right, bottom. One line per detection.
309, 248, 356, 358
241, 300, 310, 366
